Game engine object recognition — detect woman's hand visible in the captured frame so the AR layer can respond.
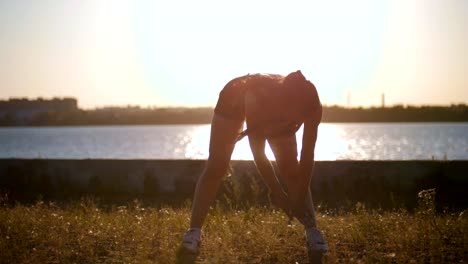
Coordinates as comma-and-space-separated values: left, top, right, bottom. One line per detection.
269, 189, 292, 218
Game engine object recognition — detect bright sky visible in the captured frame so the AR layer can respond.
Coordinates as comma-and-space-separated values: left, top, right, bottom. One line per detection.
0, 0, 466, 109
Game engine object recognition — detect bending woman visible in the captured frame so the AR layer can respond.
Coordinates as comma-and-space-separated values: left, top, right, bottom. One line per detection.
182, 70, 327, 254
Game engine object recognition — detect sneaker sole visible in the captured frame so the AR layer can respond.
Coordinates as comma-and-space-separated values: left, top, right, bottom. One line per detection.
181, 241, 200, 254
307, 241, 328, 253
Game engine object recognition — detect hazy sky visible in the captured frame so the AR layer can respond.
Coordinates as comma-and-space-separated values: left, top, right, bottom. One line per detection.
0, 0, 466, 108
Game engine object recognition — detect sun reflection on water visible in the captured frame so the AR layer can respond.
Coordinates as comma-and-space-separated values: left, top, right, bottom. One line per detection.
313, 124, 349, 160
183, 124, 348, 160
0, 123, 465, 159
184, 125, 210, 159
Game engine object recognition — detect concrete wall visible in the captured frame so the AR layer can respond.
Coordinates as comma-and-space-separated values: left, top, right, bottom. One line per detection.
0, 159, 466, 209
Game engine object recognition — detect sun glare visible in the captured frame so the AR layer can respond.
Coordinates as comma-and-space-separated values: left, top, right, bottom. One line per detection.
183, 124, 349, 161
0, 1, 466, 106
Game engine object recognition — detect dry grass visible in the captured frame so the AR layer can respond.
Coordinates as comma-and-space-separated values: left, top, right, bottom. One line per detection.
0, 194, 467, 263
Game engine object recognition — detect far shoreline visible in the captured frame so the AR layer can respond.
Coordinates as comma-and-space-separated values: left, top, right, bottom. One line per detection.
1, 101, 467, 125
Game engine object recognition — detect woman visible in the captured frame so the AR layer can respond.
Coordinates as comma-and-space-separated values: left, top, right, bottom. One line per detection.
182, 70, 327, 254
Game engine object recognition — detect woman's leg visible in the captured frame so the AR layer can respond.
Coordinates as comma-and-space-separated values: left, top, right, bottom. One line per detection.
249, 136, 290, 214
267, 136, 317, 228
268, 135, 327, 253
189, 114, 244, 228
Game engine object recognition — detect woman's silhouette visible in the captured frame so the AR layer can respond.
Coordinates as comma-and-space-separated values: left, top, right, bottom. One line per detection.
181, 70, 327, 255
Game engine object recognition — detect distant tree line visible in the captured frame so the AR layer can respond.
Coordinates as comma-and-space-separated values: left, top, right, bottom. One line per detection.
0, 104, 467, 126
322, 104, 468, 122
0, 107, 214, 126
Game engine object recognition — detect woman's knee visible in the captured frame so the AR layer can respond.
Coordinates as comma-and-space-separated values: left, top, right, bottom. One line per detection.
272, 150, 298, 173
271, 146, 300, 182
201, 154, 231, 179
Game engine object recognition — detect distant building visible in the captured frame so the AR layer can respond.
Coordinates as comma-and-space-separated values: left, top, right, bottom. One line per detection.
0, 97, 78, 121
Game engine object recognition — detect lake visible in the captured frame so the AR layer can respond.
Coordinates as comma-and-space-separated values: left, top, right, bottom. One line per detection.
0, 123, 467, 160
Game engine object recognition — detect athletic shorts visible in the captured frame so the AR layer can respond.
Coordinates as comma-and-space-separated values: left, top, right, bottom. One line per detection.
213, 80, 247, 121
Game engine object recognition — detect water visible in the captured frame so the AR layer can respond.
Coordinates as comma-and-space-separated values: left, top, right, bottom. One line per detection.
0, 123, 467, 160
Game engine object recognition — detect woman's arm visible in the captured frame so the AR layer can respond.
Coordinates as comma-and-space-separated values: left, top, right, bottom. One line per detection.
291, 107, 322, 215
249, 137, 291, 214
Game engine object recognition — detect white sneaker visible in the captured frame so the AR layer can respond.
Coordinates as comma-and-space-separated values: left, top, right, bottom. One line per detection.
182, 229, 201, 254
306, 228, 328, 252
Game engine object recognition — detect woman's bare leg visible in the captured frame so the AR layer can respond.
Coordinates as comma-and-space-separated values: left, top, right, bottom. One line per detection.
268, 136, 317, 228
189, 114, 244, 228
267, 135, 328, 256
248, 136, 290, 214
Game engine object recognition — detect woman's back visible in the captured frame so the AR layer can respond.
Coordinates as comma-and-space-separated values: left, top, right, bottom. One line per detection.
241, 71, 321, 138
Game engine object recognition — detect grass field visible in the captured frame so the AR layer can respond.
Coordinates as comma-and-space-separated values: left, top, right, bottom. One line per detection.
0, 191, 467, 263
